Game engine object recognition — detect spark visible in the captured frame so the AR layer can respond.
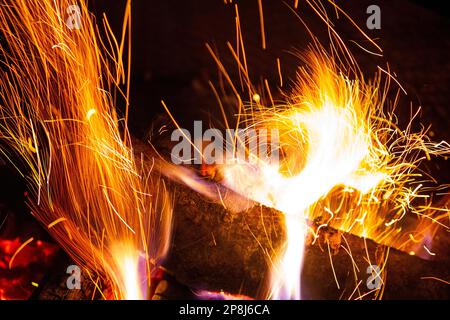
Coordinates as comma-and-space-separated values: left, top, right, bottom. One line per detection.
0, 0, 172, 299
9, 237, 34, 269
276, 58, 283, 87
86, 108, 97, 121
257, 0, 266, 50
47, 217, 67, 229
423, 245, 436, 256
420, 276, 450, 285
327, 240, 340, 290
253, 93, 261, 103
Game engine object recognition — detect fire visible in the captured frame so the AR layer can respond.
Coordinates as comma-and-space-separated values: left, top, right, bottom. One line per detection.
220, 49, 389, 299
218, 47, 450, 299
110, 241, 147, 300
148, 0, 450, 300
196, 1, 450, 299
0, 0, 448, 301
0, 0, 172, 299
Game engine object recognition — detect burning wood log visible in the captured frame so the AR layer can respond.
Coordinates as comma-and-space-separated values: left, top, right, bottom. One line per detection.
160, 173, 450, 300
129, 137, 450, 300
162, 177, 285, 298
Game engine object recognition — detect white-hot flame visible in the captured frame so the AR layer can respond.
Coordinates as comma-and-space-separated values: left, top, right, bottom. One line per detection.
111, 242, 147, 300
220, 51, 396, 299
222, 105, 385, 299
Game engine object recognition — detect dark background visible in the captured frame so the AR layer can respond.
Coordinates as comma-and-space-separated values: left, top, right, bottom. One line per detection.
84, 0, 450, 140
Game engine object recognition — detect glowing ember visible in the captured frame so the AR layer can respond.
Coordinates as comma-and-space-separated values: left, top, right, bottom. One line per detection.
0, 238, 59, 300
196, 290, 253, 300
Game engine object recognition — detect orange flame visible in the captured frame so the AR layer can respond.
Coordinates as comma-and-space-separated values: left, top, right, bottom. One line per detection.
219, 44, 450, 300
197, 2, 450, 299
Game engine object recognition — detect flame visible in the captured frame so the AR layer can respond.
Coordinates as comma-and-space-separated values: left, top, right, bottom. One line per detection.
110, 241, 147, 300
219, 48, 450, 299
172, 0, 450, 300
0, 0, 172, 299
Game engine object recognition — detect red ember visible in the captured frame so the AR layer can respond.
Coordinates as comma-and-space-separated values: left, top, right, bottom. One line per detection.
0, 238, 59, 300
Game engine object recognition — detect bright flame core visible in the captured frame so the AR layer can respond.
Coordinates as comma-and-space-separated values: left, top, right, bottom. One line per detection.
111, 242, 147, 300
